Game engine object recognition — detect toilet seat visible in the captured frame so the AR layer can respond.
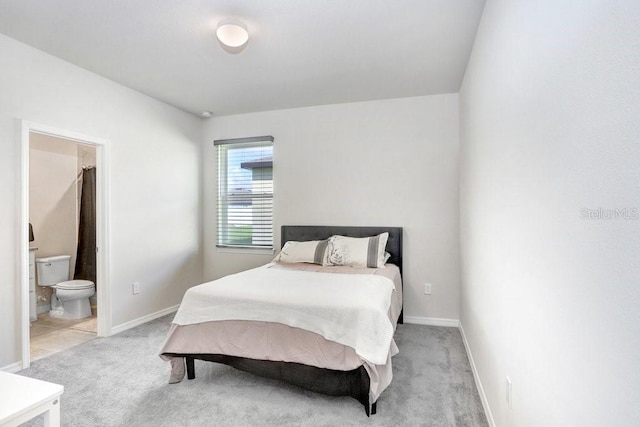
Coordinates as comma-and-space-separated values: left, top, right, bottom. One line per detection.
54, 279, 95, 290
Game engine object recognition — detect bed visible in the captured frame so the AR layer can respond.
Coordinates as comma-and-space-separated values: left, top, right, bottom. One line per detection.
160, 225, 403, 416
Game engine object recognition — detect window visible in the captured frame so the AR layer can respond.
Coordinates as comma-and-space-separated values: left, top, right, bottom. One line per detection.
215, 136, 274, 249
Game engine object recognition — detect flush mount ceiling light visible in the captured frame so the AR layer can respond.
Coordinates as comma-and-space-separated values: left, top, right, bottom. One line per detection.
216, 20, 249, 54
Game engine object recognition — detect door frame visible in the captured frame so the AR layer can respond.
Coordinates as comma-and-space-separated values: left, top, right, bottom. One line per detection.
20, 120, 111, 369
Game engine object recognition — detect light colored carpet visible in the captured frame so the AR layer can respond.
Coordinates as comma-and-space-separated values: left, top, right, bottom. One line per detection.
19, 315, 488, 426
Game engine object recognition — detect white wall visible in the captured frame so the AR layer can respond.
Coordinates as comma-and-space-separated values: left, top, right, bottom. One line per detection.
0, 34, 202, 369
202, 94, 461, 322
459, 1, 640, 426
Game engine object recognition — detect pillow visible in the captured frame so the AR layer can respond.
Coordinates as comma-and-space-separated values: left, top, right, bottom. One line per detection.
325, 232, 389, 268
273, 239, 329, 264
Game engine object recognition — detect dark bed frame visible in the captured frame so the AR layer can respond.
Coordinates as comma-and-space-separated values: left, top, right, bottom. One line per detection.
176, 225, 403, 416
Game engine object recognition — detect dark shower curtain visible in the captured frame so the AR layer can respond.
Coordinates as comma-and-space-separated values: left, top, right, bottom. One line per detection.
74, 167, 97, 286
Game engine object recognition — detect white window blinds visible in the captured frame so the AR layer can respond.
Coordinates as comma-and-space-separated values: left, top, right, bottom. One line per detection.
215, 136, 274, 249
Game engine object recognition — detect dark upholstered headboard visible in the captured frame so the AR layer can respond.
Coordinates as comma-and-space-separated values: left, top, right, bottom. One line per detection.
281, 225, 403, 274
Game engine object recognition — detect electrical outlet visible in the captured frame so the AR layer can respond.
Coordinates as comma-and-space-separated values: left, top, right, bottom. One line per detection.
132, 282, 141, 295
506, 376, 512, 408
424, 283, 432, 295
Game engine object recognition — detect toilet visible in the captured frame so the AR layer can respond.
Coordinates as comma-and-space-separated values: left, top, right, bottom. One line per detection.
36, 255, 95, 319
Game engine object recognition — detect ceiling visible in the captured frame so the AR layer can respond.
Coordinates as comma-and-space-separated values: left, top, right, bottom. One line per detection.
0, 0, 485, 117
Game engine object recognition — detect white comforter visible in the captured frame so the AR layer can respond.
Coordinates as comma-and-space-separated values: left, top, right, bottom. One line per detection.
172, 263, 396, 365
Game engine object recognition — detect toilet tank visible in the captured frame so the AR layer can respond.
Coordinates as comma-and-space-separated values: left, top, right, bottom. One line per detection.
36, 255, 71, 286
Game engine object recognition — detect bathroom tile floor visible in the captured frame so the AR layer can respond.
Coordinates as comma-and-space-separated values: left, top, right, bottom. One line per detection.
30, 313, 97, 361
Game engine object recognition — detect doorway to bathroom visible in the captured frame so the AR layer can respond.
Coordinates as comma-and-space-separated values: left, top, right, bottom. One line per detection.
29, 133, 97, 361
20, 121, 111, 369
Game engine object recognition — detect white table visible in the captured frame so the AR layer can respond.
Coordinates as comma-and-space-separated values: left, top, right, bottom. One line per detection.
0, 371, 64, 427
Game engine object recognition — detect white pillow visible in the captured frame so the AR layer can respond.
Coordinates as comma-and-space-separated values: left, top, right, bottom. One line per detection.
273, 240, 329, 264
326, 232, 389, 268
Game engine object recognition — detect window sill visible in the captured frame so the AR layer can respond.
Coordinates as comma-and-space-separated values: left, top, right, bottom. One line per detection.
216, 246, 275, 256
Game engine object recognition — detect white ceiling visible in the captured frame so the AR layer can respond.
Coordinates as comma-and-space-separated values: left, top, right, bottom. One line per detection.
0, 0, 485, 117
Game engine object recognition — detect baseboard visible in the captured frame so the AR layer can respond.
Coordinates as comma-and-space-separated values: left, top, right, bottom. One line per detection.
459, 322, 496, 427
404, 316, 460, 327
1, 361, 23, 373
37, 304, 51, 315
110, 304, 179, 335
